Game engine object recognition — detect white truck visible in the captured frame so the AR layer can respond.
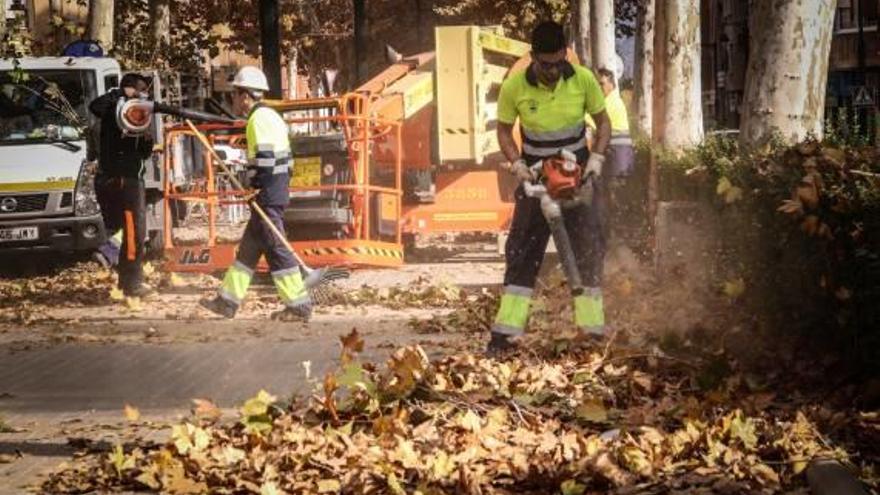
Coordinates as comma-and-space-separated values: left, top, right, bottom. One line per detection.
0, 56, 122, 254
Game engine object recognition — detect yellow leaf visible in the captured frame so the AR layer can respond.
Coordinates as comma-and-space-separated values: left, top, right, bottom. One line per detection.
431, 451, 456, 480
621, 445, 652, 476
560, 479, 587, 495
168, 273, 185, 288
125, 297, 143, 311
261, 481, 282, 495
386, 472, 406, 495
109, 443, 135, 476
724, 186, 744, 203
143, 262, 155, 276
723, 278, 746, 299
110, 287, 125, 301
716, 177, 732, 195
394, 438, 420, 469
317, 479, 340, 493
123, 403, 140, 422
241, 390, 277, 417
456, 410, 482, 433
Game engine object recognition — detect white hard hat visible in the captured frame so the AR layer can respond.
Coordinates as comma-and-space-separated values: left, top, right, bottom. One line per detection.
232, 66, 269, 93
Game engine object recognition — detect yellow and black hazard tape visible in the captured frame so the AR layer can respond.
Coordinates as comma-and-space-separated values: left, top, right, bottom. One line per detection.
444, 128, 470, 134
302, 246, 404, 259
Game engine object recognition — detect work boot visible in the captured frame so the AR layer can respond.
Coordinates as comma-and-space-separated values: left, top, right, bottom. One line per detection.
123, 283, 157, 299
485, 332, 518, 357
271, 305, 312, 323
199, 296, 237, 319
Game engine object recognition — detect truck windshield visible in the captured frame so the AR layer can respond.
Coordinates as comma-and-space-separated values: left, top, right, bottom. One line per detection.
0, 69, 97, 145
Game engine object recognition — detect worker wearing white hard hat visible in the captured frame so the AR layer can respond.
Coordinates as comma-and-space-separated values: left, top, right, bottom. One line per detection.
201, 66, 312, 322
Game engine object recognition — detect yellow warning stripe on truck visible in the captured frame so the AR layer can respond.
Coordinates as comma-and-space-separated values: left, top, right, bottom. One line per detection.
0, 180, 76, 192
302, 246, 404, 259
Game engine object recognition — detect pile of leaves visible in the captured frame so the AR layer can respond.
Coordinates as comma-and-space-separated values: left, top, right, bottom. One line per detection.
42, 328, 875, 495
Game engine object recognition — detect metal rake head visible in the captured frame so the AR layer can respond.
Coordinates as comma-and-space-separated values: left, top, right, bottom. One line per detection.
302, 266, 350, 288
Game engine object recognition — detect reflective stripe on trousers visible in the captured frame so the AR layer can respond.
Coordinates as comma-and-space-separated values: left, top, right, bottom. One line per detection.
574, 287, 605, 335
219, 261, 254, 306
491, 285, 533, 336
272, 267, 310, 308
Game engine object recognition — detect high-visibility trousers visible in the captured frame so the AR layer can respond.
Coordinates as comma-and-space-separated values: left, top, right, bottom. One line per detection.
492, 179, 607, 337
217, 205, 311, 311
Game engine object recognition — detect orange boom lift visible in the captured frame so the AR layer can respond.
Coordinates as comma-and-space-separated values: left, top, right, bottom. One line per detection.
160, 26, 535, 273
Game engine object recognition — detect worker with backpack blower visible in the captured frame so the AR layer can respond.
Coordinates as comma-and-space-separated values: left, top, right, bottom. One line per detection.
488, 20, 612, 355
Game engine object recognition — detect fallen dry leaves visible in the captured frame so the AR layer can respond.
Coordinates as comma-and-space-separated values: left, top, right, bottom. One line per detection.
41, 327, 870, 495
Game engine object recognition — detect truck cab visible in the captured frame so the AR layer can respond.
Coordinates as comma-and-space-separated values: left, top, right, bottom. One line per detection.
0, 56, 120, 253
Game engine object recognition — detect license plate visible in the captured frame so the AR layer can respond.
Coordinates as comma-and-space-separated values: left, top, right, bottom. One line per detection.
0, 226, 38, 242
291, 156, 322, 188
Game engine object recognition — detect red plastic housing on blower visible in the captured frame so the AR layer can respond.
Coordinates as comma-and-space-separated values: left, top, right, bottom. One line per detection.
542, 156, 582, 200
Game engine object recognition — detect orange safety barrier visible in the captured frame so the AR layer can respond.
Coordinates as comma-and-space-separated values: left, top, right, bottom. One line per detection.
161, 93, 404, 273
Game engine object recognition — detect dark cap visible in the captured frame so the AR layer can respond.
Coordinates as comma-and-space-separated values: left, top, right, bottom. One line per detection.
120, 73, 148, 90
531, 21, 567, 54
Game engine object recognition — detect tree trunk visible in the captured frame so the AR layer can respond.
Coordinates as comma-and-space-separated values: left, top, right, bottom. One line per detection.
634, 0, 655, 138
150, 0, 171, 49
658, 0, 702, 150
739, 0, 837, 147
570, 0, 590, 66
89, 0, 115, 50
353, 0, 367, 85
259, 0, 282, 98
648, 0, 668, 244
590, 0, 615, 71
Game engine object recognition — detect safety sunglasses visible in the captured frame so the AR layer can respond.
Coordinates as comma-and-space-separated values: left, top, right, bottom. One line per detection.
534, 58, 567, 71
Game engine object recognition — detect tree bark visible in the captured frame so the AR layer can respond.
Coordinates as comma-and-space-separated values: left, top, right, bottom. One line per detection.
570, 0, 590, 66
658, 0, 702, 150
634, 0, 655, 138
739, 0, 837, 147
150, 0, 171, 49
259, 0, 282, 98
353, 0, 367, 85
648, 0, 668, 244
590, 0, 615, 71
89, 0, 115, 51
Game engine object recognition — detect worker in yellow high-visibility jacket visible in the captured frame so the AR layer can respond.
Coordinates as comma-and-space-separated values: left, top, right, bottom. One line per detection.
595, 67, 634, 178
200, 66, 311, 322
488, 21, 612, 355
